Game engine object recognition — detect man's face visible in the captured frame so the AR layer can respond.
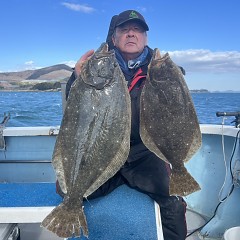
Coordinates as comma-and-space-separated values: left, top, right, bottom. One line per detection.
112, 21, 147, 60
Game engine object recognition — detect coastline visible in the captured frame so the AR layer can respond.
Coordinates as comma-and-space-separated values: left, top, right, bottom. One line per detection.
0, 89, 61, 92
1, 89, 239, 93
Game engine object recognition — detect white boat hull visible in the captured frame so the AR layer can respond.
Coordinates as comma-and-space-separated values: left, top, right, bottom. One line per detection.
0, 124, 239, 239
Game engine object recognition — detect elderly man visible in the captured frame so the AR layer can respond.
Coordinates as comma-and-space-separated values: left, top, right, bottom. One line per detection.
62, 10, 187, 240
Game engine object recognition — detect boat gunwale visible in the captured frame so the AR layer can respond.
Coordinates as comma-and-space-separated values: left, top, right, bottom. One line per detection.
2, 124, 239, 137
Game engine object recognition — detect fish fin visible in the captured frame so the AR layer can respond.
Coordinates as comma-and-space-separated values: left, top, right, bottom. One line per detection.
55, 170, 67, 194
184, 127, 202, 163
96, 42, 108, 53
153, 48, 161, 60
169, 167, 201, 196
41, 203, 88, 238
140, 119, 169, 164
52, 151, 67, 194
84, 137, 130, 197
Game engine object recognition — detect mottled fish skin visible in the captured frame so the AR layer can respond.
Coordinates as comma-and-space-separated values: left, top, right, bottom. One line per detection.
140, 49, 201, 196
41, 43, 131, 238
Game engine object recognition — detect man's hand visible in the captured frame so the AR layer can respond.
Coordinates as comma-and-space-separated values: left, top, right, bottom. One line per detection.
74, 49, 95, 77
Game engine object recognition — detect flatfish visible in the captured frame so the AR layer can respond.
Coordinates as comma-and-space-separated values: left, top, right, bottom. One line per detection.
140, 49, 201, 196
41, 43, 131, 238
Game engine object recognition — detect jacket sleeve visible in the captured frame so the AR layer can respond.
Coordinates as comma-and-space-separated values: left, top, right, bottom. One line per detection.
65, 71, 76, 100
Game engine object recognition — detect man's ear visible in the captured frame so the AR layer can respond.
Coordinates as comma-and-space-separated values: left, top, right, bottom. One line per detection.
144, 32, 148, 46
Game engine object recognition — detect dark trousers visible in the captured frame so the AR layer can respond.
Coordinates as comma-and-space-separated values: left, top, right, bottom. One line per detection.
57, 144, 187, 240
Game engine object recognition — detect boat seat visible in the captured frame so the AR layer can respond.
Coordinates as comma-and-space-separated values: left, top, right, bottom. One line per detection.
0, 183, 163, 240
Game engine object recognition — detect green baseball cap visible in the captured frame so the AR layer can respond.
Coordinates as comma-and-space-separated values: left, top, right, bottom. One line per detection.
115, 10, 149, 31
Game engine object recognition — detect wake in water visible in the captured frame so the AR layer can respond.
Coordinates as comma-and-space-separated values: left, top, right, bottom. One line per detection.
0, 92, 63, 127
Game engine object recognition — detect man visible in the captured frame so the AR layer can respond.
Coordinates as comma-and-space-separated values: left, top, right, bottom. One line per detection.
61, 10, 187, 240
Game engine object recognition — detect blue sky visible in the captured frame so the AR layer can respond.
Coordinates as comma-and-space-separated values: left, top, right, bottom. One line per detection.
1, 0, 240, 91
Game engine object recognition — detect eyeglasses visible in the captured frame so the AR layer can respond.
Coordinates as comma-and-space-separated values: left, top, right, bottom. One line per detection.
116, 25, 145, 34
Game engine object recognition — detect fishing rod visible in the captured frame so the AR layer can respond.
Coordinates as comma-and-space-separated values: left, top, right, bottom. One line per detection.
216, 111, 240, 128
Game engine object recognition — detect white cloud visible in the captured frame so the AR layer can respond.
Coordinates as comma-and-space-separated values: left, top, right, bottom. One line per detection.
165, 49, 240, 73
22, 61, 42, 70
137, 7, 147, 13
61, 60, 76, 68
24, 60, 34, 66
23, 60, 36, 70
61, 2, 95, 13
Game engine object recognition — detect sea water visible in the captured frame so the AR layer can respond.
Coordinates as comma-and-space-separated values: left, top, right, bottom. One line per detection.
0, 91, 239, 127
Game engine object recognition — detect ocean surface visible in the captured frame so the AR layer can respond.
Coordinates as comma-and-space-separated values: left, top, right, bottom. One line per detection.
0, 91, 240, 127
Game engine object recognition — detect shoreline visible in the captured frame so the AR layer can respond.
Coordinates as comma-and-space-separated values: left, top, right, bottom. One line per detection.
0, 88, 61, 92
1, 90, 239, 93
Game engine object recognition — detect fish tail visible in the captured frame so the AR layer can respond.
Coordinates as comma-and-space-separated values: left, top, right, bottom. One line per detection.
169, 167, 201, 196
41, 202, 88, 238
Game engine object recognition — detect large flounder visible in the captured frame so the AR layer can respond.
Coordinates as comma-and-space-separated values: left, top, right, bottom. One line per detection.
41, 43, 131, 238
140, 49, 201, 196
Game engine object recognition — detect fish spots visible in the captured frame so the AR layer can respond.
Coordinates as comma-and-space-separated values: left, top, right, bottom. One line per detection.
42, 43, 131, 238
104, 88, 111, 95
98, 60, 103, 66
140, 50, 201, 196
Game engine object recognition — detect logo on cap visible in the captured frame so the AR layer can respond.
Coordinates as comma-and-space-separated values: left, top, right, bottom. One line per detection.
129, 11, 139, 19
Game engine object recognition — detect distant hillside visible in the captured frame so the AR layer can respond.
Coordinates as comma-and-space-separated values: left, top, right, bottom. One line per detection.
190, 89, 209, 93
0, 69, 34, 81
0, 64, 73, 91
26, 64, 73, 80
